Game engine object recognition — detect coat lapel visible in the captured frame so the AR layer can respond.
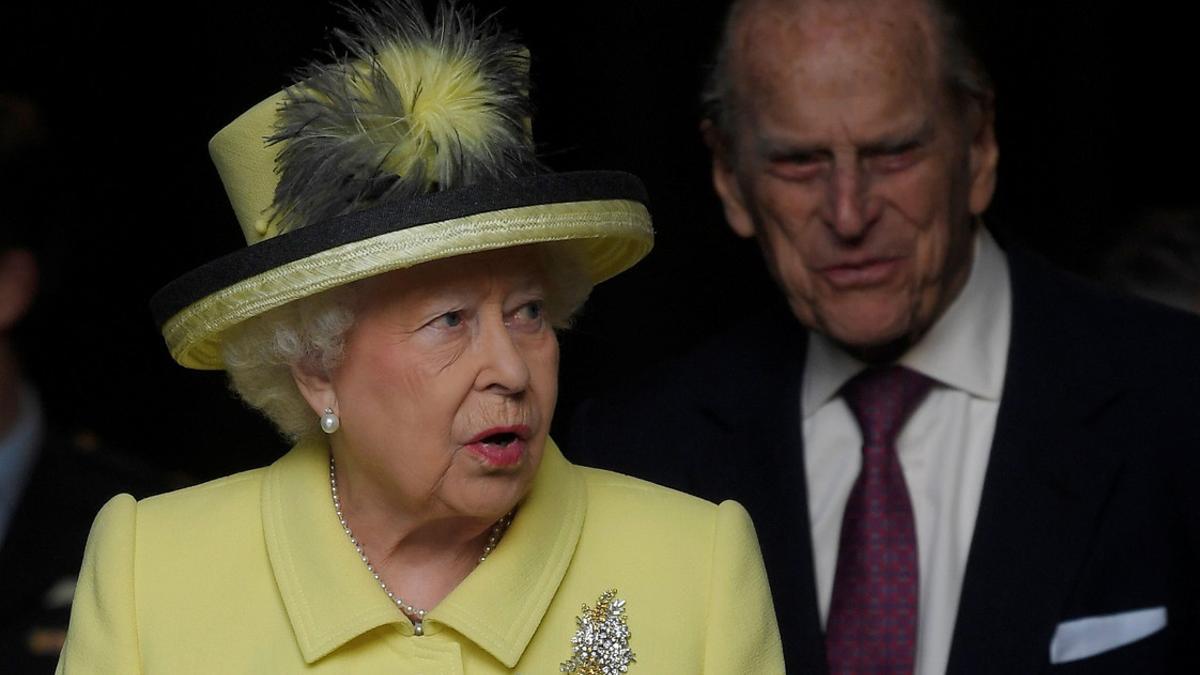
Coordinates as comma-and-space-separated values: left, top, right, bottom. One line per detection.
705, 306, 828, 673
748, 360, 830, 674
947, 252, 1130, 673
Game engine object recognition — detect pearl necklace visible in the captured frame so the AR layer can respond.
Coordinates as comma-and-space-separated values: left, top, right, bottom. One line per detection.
329, 457, 513, 636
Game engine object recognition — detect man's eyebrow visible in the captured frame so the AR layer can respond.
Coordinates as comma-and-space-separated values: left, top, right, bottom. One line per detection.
755, 136, 830, 160
752, 119, 936, 160
859, 119, 935, 155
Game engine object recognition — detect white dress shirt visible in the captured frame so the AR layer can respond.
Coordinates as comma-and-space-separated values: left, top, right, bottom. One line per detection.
802, 229, 1011, 675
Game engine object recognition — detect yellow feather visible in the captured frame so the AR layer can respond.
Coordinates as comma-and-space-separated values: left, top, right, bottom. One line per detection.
268, 0, 539, 232
369, 44, 497, 188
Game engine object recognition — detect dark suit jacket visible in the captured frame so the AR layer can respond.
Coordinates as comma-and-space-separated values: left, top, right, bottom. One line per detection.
0, 429, 161, 673
567, 249, 1200, 673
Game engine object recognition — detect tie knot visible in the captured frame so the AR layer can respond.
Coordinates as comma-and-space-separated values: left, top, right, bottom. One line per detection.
842, 366, 933, 446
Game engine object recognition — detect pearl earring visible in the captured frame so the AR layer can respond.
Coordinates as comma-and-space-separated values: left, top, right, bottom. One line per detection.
320, 407, 340, 434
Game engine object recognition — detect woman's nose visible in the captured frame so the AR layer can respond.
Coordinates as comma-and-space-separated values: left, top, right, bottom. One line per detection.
474, 316, 531, 394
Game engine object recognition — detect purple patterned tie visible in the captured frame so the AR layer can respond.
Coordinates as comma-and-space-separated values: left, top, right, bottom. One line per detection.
825, 366, 933, 674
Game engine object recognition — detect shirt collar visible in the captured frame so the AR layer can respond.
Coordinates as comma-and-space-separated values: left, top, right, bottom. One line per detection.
262, 435, 585, 667
802, 228, 1011, 415
0, 384, 44, 546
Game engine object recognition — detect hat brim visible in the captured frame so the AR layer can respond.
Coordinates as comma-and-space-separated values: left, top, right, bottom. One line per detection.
151, 171, 653, 370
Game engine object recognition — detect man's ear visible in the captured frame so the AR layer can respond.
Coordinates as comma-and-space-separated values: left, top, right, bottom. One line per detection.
290, 359, 337, 419
966, 100, 999, 217
0, 249, 38, 332
702, 120, 757, 239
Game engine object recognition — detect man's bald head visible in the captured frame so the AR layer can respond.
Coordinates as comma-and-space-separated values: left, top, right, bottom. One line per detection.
698, 0, 1000, 359
702, 0, 992, 147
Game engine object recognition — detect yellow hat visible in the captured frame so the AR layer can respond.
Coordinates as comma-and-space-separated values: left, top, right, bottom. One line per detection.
150, 0, 653, 370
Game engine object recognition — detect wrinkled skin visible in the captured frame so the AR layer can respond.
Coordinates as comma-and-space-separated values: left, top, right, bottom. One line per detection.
711, 0, 998, 361
294, 246, 558, 576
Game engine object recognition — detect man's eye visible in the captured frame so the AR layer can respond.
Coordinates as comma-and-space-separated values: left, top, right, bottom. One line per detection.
768, 155, 825, 181
870, 144, 920, 172
778, 153, 820, 165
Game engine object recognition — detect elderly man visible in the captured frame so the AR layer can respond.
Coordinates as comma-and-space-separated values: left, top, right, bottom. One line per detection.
568, 0, 1200, 672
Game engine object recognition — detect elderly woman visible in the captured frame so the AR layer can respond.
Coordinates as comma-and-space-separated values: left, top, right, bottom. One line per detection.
55, 1, 783, 673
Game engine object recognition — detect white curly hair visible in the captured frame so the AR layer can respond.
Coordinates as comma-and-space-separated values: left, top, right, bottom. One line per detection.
222, 243, 593, 440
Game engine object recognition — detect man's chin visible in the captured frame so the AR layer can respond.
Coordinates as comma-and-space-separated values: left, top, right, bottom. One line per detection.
839, 337, 914, 365
823, 321, 917, 364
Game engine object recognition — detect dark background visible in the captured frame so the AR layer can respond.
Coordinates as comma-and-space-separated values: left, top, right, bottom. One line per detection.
1, 1, 1196, 483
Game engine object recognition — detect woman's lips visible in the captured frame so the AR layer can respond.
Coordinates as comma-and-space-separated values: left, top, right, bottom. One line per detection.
465, 425, 530, 467
820, 257, 902, 288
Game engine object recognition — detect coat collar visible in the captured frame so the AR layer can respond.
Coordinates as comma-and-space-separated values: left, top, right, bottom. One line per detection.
431, 439, 584, 666
694, 303, 827, 673
262, 436, 585, 666
946, 249, 1132, 672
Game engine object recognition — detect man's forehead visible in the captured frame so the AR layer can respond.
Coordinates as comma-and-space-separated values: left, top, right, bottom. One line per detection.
724, 0, 956, 153
735, 0, 936, 30
733, 0, 939, 81
752, 113, 935, 156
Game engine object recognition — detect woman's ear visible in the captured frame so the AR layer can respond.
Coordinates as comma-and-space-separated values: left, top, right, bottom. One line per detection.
290, 359, 337, 419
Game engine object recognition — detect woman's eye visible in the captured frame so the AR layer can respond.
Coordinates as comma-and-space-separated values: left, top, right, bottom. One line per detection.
434, 311, 464, 329
506, 301, 544, 330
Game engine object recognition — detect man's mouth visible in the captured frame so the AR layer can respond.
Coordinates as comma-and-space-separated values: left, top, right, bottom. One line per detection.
820, 257, 902, 288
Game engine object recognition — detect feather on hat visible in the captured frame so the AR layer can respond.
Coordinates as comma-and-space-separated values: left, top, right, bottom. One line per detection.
151, 0, 653, 369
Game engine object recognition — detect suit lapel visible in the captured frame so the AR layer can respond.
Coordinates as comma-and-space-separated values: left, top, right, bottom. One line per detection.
709, 306, 828, 673
947, 252, 1130, 673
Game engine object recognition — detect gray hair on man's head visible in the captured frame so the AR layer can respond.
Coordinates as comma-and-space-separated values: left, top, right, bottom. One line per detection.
700, 0, 993, 143
221, 243, 593, 441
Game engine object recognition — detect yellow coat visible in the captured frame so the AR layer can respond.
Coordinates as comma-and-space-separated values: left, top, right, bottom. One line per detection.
57, 438, 784, 673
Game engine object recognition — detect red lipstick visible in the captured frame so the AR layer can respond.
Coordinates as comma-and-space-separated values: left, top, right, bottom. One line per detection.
465, 425, 530, 467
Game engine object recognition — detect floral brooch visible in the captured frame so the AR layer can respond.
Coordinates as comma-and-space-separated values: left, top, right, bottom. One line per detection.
560, 588, 636, 674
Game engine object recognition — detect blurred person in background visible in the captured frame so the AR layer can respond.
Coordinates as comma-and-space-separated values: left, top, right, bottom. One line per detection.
1103, 208, 1200, 315
0, 94, 160, 671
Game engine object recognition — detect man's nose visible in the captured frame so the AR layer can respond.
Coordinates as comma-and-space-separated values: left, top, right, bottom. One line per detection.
826, 165, 880, 240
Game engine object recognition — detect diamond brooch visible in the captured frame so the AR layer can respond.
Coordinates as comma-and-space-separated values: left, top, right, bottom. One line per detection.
560, 589, 636, 674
